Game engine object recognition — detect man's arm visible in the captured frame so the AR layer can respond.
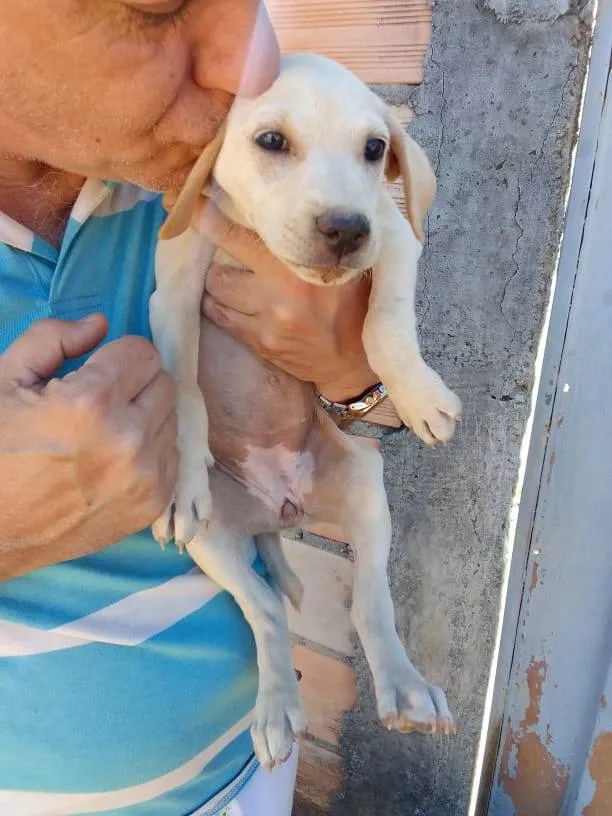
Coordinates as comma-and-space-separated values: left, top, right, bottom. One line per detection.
0, 315, 177, 580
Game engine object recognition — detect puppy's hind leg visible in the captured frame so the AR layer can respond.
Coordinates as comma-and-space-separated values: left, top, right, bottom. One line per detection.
187, 522, 306, 769
304, 418, 455, 736
256, 532, 304, 612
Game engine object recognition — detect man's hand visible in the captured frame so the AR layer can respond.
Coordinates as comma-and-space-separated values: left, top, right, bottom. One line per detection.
194, 201, 378, 402
0, 315, 177, 580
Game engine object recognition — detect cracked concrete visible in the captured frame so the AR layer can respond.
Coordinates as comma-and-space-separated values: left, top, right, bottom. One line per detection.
500, 60, 579, 328
294, 3, 591, 815
500, 178, 525, 336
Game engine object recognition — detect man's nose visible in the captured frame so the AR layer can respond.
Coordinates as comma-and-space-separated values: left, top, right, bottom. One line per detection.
192, 1, 280, 98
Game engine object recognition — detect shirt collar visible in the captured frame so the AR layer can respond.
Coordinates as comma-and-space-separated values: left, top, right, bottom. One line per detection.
0, 179, 114, 261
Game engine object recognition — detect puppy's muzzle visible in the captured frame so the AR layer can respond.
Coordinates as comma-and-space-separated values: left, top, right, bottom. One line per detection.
315, 210, 371, 263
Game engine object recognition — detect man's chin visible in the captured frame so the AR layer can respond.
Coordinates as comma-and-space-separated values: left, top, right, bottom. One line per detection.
133, 167, 193, 195
116, 152, 198, 194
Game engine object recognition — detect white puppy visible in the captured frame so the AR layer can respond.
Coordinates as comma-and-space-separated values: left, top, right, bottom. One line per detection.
149, 53, 461, 768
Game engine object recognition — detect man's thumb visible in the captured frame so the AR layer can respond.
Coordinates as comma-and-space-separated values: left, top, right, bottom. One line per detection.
0, 315, 108, 388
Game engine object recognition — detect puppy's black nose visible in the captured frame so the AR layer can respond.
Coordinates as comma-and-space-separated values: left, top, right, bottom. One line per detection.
315, 210, 371, 260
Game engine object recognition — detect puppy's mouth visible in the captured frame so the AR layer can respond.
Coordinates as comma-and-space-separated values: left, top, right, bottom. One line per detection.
257, 227, 378, 286
283, 258, 368, 287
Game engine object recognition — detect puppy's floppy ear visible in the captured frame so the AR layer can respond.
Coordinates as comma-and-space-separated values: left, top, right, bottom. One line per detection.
385, 112, 436, 245
158, 121, 227, 241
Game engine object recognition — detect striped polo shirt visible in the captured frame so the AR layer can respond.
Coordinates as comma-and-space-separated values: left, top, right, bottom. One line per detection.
0, 180, 261, 815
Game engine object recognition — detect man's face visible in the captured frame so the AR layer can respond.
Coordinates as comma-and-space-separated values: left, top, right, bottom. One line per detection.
0, 1, 280, 190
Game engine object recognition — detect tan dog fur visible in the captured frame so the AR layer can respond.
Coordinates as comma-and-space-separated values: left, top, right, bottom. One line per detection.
149, 54, 461, 769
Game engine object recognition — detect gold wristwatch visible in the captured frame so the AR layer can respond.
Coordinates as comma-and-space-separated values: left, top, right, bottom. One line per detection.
315, 382, 389, 421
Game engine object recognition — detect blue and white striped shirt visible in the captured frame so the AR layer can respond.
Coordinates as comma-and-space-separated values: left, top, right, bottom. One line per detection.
0, 180, 261, 815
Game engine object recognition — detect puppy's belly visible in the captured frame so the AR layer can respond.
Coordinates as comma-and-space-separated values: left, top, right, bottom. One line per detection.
239, 444, 314, 524
198, 316, 316, 524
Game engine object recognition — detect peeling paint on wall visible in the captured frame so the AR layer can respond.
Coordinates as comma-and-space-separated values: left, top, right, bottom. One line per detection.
529, 560, 540, 591
583, 731, 612, 815
498, 657, 570, 814
524, 658, 546, 727
546, 449, 557, 485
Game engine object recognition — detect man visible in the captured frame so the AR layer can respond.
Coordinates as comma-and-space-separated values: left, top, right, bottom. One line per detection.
0, 2, 377, 814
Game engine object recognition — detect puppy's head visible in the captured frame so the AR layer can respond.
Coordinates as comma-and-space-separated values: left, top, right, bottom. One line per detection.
162, 54, 436, 286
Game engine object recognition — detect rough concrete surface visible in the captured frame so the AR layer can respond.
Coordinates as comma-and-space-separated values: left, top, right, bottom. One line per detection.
485, 0, 594, 24
294, 3, 590, 815
486, 0, 570, 22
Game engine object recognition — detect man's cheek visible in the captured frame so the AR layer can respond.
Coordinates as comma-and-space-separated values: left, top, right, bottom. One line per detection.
92, 35, 187, 123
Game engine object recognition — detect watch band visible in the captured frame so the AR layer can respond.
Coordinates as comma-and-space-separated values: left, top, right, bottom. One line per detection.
315, 382, 389, 420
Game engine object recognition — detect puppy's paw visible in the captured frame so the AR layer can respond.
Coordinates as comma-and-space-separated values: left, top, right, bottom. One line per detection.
173, 460, 214, 550
251, 678, 307, 770
152, 501, 175, 548
152, 446, 214, 551
376, 662, 456, 735
390, 365, 462, 446
152, 490, 212, 552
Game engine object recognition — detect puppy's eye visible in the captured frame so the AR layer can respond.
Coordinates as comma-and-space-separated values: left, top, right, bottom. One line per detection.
255, 131, 289, 152
364, 138, 387, 162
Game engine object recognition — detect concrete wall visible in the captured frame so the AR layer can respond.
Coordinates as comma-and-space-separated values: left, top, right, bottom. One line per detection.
486, 0, 571, 22
299, 3, 591, 814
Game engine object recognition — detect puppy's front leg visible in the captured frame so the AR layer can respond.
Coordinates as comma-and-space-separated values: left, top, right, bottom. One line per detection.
363, 192, 461, 446
150, 229, 215, 548
303, 421, 455, 735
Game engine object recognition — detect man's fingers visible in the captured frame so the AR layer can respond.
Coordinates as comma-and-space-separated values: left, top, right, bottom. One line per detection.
195, 200, 268, 269
0, 315, 108, 389
132, 370, 176, 440
204, 264, 259, 316
202, 295, 264, 351
147, 413, 179, 505
76, 335, 163, 402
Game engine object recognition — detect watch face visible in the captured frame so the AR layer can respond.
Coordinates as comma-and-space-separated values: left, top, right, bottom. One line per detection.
317, 383, 387, 420
352, 385, 389, 417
